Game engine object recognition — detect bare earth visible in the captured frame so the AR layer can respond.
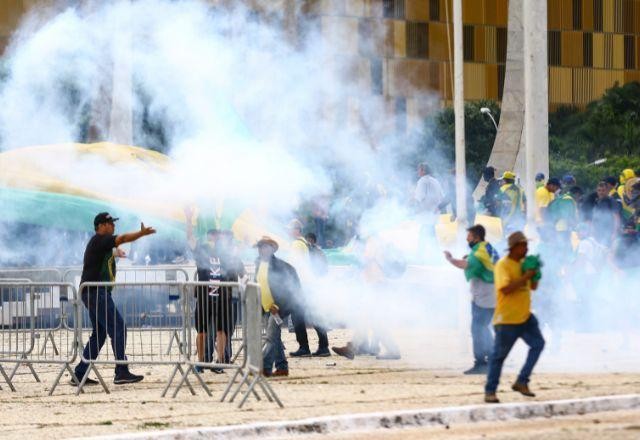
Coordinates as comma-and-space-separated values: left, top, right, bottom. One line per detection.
1, 329, 640, 439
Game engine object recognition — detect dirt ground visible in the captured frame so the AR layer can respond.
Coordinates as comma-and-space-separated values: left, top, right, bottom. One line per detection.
1, 329, 639, 439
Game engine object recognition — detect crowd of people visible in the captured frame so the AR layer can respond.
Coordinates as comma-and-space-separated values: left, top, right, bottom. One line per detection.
71, 161, 639, 402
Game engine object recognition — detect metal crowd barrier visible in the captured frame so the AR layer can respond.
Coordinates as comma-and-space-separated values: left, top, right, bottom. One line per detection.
71, 279, 278, 406
0, 277, 279, 407
0, 268, 63, 283
0, 282, 79, 395
73, 281, 192, 396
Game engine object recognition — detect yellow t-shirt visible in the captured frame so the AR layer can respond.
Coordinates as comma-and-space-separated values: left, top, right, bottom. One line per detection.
291, 238, 309, 257
493, 256, 531, 325
257, 262, 275, 312
535, 186, 554, 223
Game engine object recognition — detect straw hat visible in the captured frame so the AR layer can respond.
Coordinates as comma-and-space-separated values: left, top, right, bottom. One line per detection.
506, 231, 529, 249
254, 236, 279, 251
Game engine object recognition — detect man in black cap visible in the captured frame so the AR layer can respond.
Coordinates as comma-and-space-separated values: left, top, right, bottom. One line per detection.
72, 212, 156, 386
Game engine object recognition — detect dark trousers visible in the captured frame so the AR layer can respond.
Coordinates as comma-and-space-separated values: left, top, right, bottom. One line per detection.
263, 313, 289, 371
75, 287, 128, 378
471, 303, 494, 365
485, 314, 545, 394
291, 308, 328, 350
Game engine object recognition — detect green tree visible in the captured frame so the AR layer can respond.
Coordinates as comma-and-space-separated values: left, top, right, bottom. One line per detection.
418, 99, 500, 183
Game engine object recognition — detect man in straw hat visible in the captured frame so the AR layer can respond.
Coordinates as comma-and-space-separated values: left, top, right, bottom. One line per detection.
254, 236, 302, 377
484, 231, 545, 404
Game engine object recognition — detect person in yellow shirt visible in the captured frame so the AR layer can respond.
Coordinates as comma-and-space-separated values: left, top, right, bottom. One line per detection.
254, 236, 301, 377
534, 177, 560, 224
484, 231, 545, 404
499, 171, 525, 233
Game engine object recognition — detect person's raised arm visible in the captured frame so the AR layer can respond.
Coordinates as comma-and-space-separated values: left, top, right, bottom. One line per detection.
115, 223, 156, 247
444, 251, 468, 270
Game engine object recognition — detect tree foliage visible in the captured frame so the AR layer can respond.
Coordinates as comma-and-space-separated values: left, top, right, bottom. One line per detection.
423, 82, 640, 191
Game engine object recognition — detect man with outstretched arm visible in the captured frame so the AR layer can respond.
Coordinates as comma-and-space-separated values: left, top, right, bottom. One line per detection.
484, 231, 545, 403
444, 224, 499, 375
72, 212, 156, 386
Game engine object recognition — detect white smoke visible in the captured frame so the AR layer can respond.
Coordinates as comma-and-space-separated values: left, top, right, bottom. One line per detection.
1, 0, 637, 373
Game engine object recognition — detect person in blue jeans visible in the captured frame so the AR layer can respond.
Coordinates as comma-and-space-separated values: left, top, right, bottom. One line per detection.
73, 212, 156, 386
445, 224, 499, 374
254, 236, 301, 377
484, 231, 545, 403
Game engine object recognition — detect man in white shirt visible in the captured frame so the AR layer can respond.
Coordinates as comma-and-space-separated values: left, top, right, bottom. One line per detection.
414, 162, 445, 258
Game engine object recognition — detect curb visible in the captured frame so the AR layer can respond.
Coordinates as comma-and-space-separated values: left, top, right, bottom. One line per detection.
85, 394, 640, 440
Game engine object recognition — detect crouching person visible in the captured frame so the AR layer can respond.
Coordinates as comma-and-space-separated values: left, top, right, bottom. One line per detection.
254, 236, 301, 378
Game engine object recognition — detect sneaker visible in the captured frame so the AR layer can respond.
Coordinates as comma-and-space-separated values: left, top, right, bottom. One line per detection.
271, 369, 289, 377
210, 367, 225, 374
332, 345, 355, 360
113, 371, 144, 384
312, 347, 331, 357
376, 352, 401, 360
194, 366, 205, 374
289, 347, 312, 357
512, 382, 536, 397
484, 393, 500, 403
463, 363, 488, 375
69, 376, 99, 386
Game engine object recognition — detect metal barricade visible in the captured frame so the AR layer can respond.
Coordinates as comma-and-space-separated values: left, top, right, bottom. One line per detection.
0, 282, 79, 395
221, 282, 282, 408
0, 268, 63, 283
170, 280, 243, 398
173, 280, 281, 407
73, 281, 193, 395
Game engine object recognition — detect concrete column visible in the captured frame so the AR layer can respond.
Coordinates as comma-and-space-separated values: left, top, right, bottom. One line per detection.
523, 0, 549, 224
452, 0, 467, 225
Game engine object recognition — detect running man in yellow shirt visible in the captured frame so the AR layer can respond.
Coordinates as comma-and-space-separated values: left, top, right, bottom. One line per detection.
484, 231, 545, 404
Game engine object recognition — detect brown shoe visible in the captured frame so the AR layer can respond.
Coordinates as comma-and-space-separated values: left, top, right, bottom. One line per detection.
332, 344, 355, 360
484, 393, 500, 403
262, 369, 272, 377
512, 382, 536, 397
272, 369, 289, 377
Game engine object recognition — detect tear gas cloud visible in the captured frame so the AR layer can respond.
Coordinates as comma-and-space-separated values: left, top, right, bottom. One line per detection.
0, 0, 638, 372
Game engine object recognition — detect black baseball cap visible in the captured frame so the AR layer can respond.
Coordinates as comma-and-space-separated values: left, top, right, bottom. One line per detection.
547, 177, 562, 187
94, 212, 119, 228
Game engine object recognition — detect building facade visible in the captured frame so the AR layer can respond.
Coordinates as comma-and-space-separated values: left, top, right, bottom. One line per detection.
2, 0, 640, 130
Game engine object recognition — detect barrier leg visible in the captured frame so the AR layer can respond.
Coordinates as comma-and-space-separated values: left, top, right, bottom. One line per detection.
229, 369, 250, 403
220, 368, 242, 402
27, 362, 41, 383
238, 374, 261, 408
40, 331, 60, 356
76, 364, 109, 396
166, 330, 183, 355
90, 364, 110, 394
161, 364, 181, 397
257, 379, 273, 403
172, 365, 207, 398
9, 357, 40, 383
231, 342, 244, 363
165, 364, 196, 398
259, 376, 284, 408
0, 364, 16, 392
49, 363, 83, 396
